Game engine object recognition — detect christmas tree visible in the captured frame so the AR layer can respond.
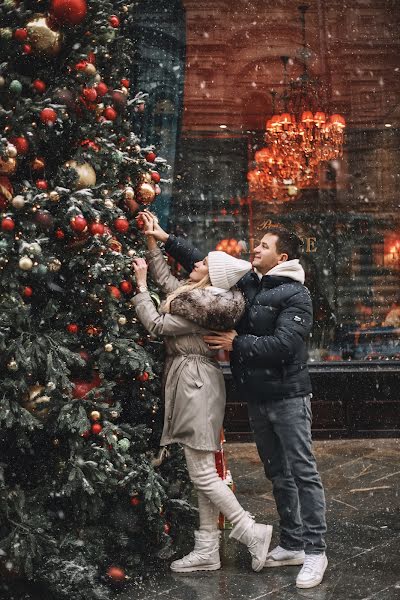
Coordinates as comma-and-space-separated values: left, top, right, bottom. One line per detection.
0, 1, 195, 597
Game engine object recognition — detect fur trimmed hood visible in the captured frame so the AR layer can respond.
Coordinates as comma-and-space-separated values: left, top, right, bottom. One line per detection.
167, 287, 245, 331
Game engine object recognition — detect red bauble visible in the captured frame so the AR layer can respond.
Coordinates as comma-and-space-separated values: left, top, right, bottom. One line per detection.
70, 215, 87, 232
40, 108, 57, 124
96, 82, 108, 97
111, 91, 127, 111
82, 430, 90, 439
32, 79, 46, 93
91, 423, 102, 435
23, 286, 33, 298
51, 0, 88, 26
78, 350, 90, 362
67, 323, 79, 334
1, 217, 15, 232
14, 28, 28, 42
10, 136, 29, 155
150, 171, 160, 183
109, 286, 121, 299
145, 151, 156, 163
121, 78, 130, 88
107, 566, 125, 582
137, 372, 149, 382
120, 280, 133, 294
36, 180, 48, 190
72, 372, 101, 399
89, 222, 105, 235
83, 87, 97, 102
87, 51, 96, 64
108, 15, 120, 28
114, 217, 129, 233
22, 44, 32, 55
103, 107, 117, 121
130, 496, 141, 507
0, 176, 13, 210
55, 228, 65, 239
135, 216, 144, 230
164, 523, 171, 534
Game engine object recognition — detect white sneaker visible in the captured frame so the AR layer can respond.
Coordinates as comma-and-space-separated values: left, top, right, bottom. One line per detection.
296, 553, 328, 588
264, 545, 305, 567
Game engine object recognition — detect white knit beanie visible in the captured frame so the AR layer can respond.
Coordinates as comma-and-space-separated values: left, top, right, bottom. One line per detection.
207, 251, 252, 290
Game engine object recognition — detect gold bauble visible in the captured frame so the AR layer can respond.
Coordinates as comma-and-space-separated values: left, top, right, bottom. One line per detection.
26, 15, 63, 57
0, 156, 17, 175
142, 172, 152, 183
137, 182, 156, 205
49, 190, 60, 202
48, 258, 62, 272
21, 384, 50, 421
84, 63, 97, 76
64, 160, 96, 189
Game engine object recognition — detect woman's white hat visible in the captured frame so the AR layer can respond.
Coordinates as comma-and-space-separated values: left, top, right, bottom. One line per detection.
207, 251, 252, 290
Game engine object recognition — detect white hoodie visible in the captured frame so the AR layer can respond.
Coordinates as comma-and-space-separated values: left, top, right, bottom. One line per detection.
257, 259, 305, 284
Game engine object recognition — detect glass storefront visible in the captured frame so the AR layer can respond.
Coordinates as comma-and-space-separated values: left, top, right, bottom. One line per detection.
140, 0, 400, 367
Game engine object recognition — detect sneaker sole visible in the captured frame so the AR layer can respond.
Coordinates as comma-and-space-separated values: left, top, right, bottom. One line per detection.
264, 557, 305, 568
252, 525, 273, 573
170, 562, 221, 573
296, 557, 328, 588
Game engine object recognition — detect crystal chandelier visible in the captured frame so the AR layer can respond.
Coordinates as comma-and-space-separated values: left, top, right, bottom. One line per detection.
248, 5, 346, 203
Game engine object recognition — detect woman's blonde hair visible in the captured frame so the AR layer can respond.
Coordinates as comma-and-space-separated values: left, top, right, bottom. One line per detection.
162, 273, 211, 313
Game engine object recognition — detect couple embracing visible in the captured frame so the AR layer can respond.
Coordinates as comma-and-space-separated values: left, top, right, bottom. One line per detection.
131, 212, 327, 590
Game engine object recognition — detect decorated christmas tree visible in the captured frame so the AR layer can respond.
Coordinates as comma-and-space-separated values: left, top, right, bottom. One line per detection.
0, 1, 194, 597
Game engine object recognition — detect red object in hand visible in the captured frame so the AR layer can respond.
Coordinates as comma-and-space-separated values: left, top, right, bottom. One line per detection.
10, 136, 29, 155
1, 217, 15, 231
137, 372, 149, 382
103, 107, 117, 121
14, 28, 28, 42
89, 222, 105, 235
83, 87, 97, 102
70, 215, 87, 232
33, 79, 46, 93
66, 323, 79, 334
114, 217, 129, 233
96, 82, 108, 97
91, 423, 102, 435
120, 280, 133, 294
109, 285, 121, 299
130, 496, 141, 506
107, 566, 125, 581
51, 0, 88, 26
145, 151, 156, 163
40, 108, 57, 124
108, 15, 120, 27
150, 171, 160, 183
36, 180, 48, 190
23, 286, 33, 298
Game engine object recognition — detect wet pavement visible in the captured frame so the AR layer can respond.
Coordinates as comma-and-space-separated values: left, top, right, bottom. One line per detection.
130, 439, 400, 600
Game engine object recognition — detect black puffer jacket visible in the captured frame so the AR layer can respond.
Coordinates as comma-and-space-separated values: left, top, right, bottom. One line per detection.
165, 235, 313, 401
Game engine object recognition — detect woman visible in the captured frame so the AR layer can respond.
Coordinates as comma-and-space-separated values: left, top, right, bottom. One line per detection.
131, 212, 272, 573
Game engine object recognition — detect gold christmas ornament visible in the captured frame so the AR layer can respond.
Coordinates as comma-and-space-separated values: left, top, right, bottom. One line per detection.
12, 195, 25, 208
84, 63, 97, 76
48, 258, 62, 272
90, 410, 101, 421
118, 316, 127, 325
21, 384, 50, 421
0, 156, 17, 175
7, 144, 18, 158
104, 343, 113, 352
26, 15, 63, 57
7, 360, 18, 371
49, 190, 60, 202
19, 256, 33, 271
142, 172, 152, 183
137, 182, 156, 205
64, 160, 96, 189
124, 187, 135, 200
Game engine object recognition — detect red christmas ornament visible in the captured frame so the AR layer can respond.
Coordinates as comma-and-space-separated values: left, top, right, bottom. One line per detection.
0, 176, 13, 210
106, 566, 125, 582
40, 108, 57, 124
1, 217, 15, 232
32, 79, 46, 93
130, 496, 141, 507
96, 82, 108, 97
14, 28, 28, 42
89, 222, 105, 235
87, 51, 96, 64
83, 87, 97, 102
23, 286, 33, 298
75, 60, 88, 71
10, 136, 29, 155
120, 280, 133, 294
67, 323, 79, 334
72, 372, 101, 399
164, 523, 171, 534
55, 228, 65, 239
91, 423, 102, 435
145, 151, 156, 162
137, 372, 149, 382
50, 0, 88, 26
135, 216, 144, 230
36, 180, 48, 190
121, 78, 130, 88
22, 44, 32, 55
108, 15, 120, 28
109, 286, 121, 299
103, 107, 117, 121
150, 171, 160, 183
70, 215, 87, 232
114, 217, 129, 233
78, 350, 90, 362
82, 430, 91, 439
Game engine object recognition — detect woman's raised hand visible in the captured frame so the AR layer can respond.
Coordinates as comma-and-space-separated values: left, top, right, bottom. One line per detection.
132, 257, 148, 288
138, 211, 169, 243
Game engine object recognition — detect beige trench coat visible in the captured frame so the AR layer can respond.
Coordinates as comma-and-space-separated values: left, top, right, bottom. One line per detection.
132, 247, 225, 451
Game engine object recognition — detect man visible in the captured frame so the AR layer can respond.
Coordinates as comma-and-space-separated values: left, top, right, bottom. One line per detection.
140, 215, 327, 589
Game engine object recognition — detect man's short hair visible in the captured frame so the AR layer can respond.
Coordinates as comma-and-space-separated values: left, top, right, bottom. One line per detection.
263, 226, 302, 260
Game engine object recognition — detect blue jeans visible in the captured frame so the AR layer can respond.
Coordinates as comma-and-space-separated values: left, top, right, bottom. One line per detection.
248, 394, 327, 554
